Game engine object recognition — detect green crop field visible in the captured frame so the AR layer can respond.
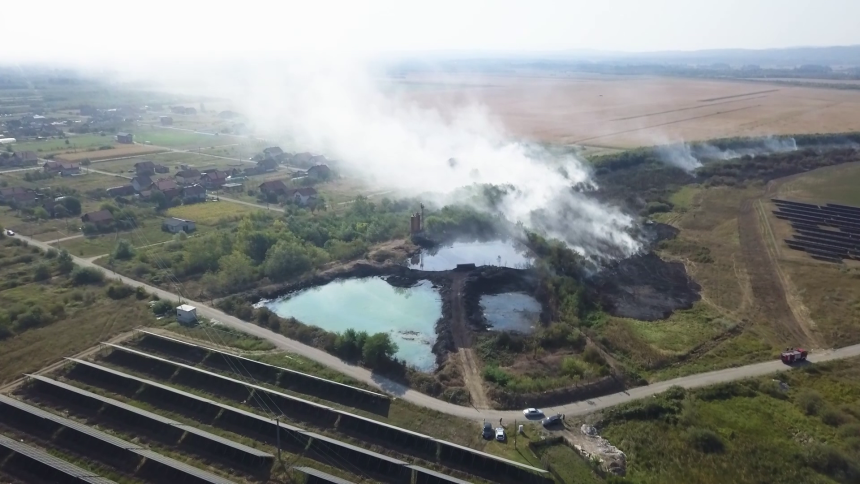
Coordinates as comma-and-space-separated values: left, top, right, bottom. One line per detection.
13, 134, 115, 153
166, 201, 262, 226
131, 127, 224, 148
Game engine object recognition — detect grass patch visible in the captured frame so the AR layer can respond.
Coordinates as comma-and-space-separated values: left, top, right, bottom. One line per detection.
13, 134, 113, 153
55, 222, 185, 258
131, 128, 223, 148
166, 202, 262, 226
668, 185, 701, 211
623, 303, 731, 354
534, 444, 603, 484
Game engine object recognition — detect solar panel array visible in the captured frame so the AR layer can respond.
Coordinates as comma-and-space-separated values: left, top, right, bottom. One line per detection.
772, 199, 860, 263
69, 355, 552, 484
0, 434, 116, 484
0, 394, 236, 484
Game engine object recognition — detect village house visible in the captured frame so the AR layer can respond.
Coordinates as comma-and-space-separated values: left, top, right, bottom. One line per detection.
256, 158, 279, 173
258, 179, 289, 196
309, 155, 327, 166
131, 175, 154, 192
175, 168, 202, 185
307, 164, 332, 179
107, 185, 136, 197
159, 116, 173, 125
134, 161, 156, 175
199, 170, 228, 189
42, 161, 80, 176
292, 152, 314, 166
81, 209, 114, 225
162, 217, 196, 234
9, 191, 37, 207
0, 187, 32, 204
9, 151, 39, 167
222, 182, 243, 192
181, 184, 207, 203
116, 132, 134, 144
287, 187, 319, 206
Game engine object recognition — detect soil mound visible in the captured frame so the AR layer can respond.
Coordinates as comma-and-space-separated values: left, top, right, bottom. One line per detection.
592, 252, 701, 321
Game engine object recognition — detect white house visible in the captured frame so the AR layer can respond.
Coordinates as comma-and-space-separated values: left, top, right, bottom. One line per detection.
162, 217, 196, 234
176, 304, 198, 324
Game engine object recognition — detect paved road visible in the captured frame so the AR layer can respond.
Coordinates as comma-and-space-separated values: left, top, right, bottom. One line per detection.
12, 232, 860, 422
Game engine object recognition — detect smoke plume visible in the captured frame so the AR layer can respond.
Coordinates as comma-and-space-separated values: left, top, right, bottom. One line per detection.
111, 59, 642, 258
656, 136, 798, 172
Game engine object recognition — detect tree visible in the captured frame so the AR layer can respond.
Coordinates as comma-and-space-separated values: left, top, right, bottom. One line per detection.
57, 250, 74, 274
61, 196, 82, 215
149, 190, 168, 211
218, 252, 256, 293
264, 241, 312, 282
362, 332, 399, 368
33, 207, 49, 220
71, 267, 104, 285
112, 239, 134, 260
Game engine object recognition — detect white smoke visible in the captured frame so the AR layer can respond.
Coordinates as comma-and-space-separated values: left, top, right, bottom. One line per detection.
101, 59, 642, 258
655, 136, 799, 172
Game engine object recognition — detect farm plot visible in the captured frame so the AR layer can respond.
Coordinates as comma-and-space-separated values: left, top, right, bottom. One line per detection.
165, 202, 262, 226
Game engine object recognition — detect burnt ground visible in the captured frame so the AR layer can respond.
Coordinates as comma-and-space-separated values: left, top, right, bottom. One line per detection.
591, 252, 702, 321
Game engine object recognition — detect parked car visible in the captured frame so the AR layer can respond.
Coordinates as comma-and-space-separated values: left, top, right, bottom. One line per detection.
541, 414, 563, 427
495, 427, 506, 442
522, 408, 543, 418
5, 230, 14, 236
482, 422, 494, 440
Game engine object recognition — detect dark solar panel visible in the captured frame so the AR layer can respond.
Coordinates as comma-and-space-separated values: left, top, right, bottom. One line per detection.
131, 448, 236, 484
292, 466, 356, 484
407, 465, 473, 484
0, 434, 116, 483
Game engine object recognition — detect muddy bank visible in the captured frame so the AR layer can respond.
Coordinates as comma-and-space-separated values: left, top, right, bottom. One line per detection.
462, 266, 546, 331
591, 252, 701, 321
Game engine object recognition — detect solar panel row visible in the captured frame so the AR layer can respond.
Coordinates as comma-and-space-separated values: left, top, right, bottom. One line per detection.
0, 434, 116, 484
0, 395, 236, 484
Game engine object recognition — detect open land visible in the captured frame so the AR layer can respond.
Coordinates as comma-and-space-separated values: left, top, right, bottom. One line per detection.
402, 73, 860, 148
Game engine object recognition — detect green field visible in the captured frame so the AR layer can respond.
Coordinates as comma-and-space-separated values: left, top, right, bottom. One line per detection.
166, 201, 262, 226
131, 127, 225, 148
55, 222, 185, 258
0, 237, 158, 384
781, 162, 860, 206
601, 359, 860, 484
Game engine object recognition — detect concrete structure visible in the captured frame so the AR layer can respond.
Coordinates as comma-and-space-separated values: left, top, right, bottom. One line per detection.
162, 217, 196, 234
176, 304, 198, 324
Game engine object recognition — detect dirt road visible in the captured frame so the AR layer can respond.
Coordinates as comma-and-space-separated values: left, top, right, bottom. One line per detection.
450, 274, 490, 409
13, 232, 860, 422
738, 199, 818, 346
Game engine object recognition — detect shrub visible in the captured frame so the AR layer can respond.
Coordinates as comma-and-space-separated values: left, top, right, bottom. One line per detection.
820, 406, 850, 427
582, 346, 606, 366
33, 263, 52, 281
70, 267, 104, 285
803, 443, 860, 481
151, 299, 174, 316
134, 286, 148, 300
57, 250, 74, 274
112, 239, 134, 260
45, 249, 58, 259
106, 284, 134, 299
483, 365, 512, 387
686, 427, 725, 453
796, 389, 825, 416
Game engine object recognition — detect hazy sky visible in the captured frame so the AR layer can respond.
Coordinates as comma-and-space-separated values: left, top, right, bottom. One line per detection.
3, 0, 857, 62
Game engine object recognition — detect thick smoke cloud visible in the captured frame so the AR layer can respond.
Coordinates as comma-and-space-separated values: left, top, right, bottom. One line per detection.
112, 59, 641, 258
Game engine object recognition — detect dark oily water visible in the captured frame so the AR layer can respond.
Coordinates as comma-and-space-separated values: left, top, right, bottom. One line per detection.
480, 292, 541, 333
263, 277, 442, 371
408, 240, 533, 271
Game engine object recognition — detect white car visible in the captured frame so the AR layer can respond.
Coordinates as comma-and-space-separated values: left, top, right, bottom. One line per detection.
5, 230, 14, 236
522, 408, 543, 418
495, 427, 506, 442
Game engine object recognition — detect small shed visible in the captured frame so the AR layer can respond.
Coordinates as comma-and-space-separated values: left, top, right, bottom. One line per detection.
176, 304, 197, 324
116, 132, 134, 144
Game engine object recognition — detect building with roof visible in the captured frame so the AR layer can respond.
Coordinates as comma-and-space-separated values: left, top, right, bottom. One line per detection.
199, 170, 228, 189
132, 175, 154, 192
116, 132, 133, 144
163, 217, 196, 234
182, 184, 207, 203
81, 209, 114, 225
43, 161, 80, 176
107, 185, 136, 197
175, 168, 202, 185
307, 164, 332, 179
176, 305, 198, 324
287, 187, 319, 206
258, 180, 288, 195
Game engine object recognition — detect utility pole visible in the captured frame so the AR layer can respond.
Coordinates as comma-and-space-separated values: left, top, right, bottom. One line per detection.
275, 417, 282, 462
514, 419, 517, 448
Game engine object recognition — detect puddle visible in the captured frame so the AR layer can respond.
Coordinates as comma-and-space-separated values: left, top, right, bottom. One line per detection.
262, 277, 441, 371
409, 240, 532, 271
480, 292, 541, 333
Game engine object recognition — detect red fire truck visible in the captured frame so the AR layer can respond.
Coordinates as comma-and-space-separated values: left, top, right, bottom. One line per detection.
780, 348, 808, 364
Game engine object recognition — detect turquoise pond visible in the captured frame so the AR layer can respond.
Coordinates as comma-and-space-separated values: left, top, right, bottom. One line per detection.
262, 277, 442, 371
408, 240, 533, 271
480, 293, 541, 333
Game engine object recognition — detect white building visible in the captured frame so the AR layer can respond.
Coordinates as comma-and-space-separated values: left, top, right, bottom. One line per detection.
176, 304, 198, 324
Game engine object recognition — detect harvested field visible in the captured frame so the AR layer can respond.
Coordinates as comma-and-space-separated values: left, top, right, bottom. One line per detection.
401, 74, 860, 148
55, 145, 166, 162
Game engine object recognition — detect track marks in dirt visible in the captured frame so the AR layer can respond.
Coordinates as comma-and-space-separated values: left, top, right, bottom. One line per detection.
450, 274, 490, 410
738, 199, 818, 347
